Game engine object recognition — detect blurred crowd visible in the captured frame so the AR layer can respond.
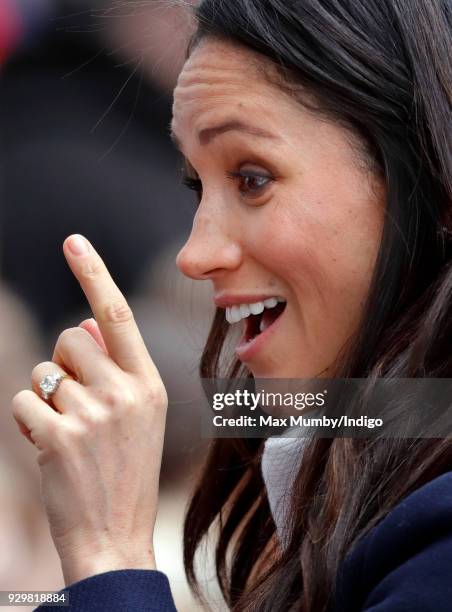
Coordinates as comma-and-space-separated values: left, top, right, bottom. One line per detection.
0, 1, 218, 610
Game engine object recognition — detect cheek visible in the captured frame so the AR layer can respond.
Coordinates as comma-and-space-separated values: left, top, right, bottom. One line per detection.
245, 181, 383, 308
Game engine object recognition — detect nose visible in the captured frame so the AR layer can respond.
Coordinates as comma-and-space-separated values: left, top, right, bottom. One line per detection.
176, 212, 242, 280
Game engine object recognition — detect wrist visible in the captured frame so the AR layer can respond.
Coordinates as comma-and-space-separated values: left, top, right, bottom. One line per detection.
61, 546, 157, 587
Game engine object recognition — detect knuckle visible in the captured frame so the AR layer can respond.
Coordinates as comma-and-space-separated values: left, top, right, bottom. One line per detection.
100, 388, 123, 408
96, 384, 136, 412
11, 389, 31, 414
79, 257, 103, 282
55, 419, 86, 448
31, 361, 54, 380
12, 389, 30, 405
80, 408, 109, 428
92, 409, 110, 426
56, 327, 80, 350
103, 300, 134, 325
143, 382, 168, 411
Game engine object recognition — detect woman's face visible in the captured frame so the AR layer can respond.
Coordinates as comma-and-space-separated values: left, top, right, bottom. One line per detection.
172, 38, 385, 378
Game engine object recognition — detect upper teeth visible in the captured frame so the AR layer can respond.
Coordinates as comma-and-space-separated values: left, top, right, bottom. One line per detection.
225, 297, 286, 324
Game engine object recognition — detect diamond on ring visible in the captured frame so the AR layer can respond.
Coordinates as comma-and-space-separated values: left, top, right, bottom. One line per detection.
39, 373, 66, 401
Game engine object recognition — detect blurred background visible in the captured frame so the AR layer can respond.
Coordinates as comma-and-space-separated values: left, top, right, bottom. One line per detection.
0, 1, 223, 609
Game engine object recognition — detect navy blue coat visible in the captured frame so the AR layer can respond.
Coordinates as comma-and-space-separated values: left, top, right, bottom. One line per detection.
34, 471, 452, 611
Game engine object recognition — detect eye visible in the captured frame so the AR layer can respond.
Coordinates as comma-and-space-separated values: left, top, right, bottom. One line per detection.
180, 167, 274, 205
181, 175, 202, 194
226, 169, 273, 199
181, 175, 202, 205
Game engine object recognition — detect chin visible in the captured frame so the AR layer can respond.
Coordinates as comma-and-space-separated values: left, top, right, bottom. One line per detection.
249, 358, 330, 380
249, 362, 295, 379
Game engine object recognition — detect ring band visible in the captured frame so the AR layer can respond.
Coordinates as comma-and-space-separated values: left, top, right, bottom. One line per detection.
39, 372, 70, 401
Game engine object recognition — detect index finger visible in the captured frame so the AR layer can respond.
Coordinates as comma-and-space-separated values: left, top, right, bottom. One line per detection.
63, 234, 157, 377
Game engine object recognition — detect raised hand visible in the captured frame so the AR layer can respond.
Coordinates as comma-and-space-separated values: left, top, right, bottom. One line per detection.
11, 235, 168, 586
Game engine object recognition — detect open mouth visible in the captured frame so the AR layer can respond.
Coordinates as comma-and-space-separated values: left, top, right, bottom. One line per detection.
243, 300, 287, 342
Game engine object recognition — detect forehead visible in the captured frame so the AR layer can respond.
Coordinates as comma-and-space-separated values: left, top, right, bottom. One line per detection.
171, 38, 297, 139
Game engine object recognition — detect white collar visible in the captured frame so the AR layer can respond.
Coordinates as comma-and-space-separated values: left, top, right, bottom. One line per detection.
260, 429, 310, 548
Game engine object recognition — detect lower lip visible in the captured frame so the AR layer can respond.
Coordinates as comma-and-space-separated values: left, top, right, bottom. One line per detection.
235, 306, 287, 362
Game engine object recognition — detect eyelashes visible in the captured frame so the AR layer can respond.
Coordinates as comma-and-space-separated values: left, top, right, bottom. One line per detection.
181, 175, 202, 194
181, 169, 274, 204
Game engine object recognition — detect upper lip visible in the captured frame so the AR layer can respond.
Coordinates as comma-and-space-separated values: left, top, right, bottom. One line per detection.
213, 293, 285, 309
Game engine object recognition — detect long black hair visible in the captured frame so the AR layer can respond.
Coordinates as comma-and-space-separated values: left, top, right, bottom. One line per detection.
179, 1, 452, 610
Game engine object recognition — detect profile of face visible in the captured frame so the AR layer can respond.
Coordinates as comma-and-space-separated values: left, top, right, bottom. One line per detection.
172, 38, 385, 378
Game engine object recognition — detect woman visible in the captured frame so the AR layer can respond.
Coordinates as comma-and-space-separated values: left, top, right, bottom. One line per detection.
12, 0, 452, 610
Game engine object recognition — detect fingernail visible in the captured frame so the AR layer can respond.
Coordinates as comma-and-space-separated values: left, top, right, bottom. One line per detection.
67, 234, 90, 256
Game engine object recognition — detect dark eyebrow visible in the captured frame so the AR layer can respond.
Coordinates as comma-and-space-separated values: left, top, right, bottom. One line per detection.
169, 119, 281, 151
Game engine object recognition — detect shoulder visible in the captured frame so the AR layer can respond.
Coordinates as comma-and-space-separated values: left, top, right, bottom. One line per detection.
333, 471, 452, 612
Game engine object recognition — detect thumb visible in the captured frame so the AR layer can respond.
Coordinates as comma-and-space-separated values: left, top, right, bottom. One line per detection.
79, 318, 108, 353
